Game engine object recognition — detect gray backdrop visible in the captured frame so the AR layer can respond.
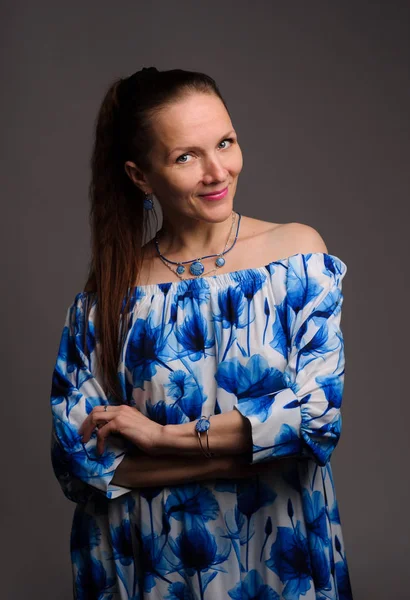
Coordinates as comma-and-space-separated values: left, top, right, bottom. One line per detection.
2, 1, 409, 598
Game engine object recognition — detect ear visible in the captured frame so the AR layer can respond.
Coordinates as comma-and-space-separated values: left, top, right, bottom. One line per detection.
124, 161, 151, 194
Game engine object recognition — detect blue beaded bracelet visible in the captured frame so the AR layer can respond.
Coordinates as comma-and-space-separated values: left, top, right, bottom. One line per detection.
195, 415, 214, 458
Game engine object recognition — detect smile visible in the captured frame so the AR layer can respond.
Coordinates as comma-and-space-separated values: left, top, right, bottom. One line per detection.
198, 186, 229, 200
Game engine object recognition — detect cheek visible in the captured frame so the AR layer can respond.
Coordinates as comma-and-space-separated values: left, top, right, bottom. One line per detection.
155, 174, 197, 204
230, 147, 243, 176
153, 175, 184, 197
172, 171, 201, 195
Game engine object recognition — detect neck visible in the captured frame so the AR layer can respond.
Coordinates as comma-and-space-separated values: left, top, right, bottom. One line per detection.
157, 211, 236, 260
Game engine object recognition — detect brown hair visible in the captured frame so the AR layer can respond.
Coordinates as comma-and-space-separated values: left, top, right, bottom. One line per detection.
84, 67, 229, 400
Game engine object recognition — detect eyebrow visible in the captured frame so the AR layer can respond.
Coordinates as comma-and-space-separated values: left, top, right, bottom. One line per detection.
167, 130, 236, 158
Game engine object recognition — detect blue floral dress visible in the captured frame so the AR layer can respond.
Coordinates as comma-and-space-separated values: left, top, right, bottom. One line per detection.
50, 252, 353, 599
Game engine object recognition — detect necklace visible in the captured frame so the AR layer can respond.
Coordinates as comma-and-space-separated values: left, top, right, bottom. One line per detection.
155, 211, 242, 280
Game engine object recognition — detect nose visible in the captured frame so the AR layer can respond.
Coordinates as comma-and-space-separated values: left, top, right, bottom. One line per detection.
201, 155, 228, 185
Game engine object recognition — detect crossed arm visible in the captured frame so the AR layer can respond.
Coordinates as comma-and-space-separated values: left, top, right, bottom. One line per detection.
78, 404, 268, 489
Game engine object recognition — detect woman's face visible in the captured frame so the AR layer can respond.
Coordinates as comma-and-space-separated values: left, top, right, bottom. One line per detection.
130, 92, 243, 224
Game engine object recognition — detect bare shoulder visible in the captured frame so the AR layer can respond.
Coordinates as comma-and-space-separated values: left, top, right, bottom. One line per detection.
239, 216, 328, 259
270, 221, 329, 256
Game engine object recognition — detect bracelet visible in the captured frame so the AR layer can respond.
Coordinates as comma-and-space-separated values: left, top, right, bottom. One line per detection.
195, 415, 214, 458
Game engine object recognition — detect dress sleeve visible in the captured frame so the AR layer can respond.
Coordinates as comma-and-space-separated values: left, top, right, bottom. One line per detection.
235, 252, 348, 467
50, 292, 131, 502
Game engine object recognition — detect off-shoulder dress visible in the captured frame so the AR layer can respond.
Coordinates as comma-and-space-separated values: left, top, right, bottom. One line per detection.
50, 252, 353, 599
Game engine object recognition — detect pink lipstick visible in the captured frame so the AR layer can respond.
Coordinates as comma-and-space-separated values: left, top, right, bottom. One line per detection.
199, 186, 228, 201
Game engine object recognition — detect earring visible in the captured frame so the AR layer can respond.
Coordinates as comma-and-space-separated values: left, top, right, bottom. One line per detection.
143, 192, 154, 210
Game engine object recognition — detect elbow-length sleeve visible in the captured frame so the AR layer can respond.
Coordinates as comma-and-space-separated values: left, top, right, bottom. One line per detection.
234, 252, 348, 467
50, 292, 131, 502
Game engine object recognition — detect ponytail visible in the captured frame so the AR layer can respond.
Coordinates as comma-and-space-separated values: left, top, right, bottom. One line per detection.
85, 79, 147, 399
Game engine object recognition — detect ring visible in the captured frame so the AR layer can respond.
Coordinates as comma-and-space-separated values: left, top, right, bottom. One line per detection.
104, 405, 108, 412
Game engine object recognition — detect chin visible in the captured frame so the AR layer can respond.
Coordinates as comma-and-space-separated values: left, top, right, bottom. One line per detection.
195, 193, 235, 218
200, 203, 234, 223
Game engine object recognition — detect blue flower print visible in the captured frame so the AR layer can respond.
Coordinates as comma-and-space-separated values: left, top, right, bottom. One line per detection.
51, 376, 80, 418
123, 285, 146, 313
269, 299, 289, 360
174, 307, 215, 361
237, 478, 277, 519
237, 477, 277, 571
300, 411, 342, 465
264, 423, 303, 459
260, 516, 273, 562
335, 560, 353, 600
303, 490, 329, 546
214, 285, 247, 329
125, 314, 175, 388
110, 520, 134, 566
335, 535, 353, 600
55, 326, 77, 375
232, 270, 266, 354
329, 500, 341, 525
228, 569, 280, 600
159, 282, 173, 296
75, 556, 116, 600
232, 270, 266, 301
323, 253, 345, 279
165, 484, 219, 525
52, 326, 92, 410
71, 510, 101, 557
266, 521, 312, 600
118, 370, 135, 404
215, 354, 286, 422
139, 486, 164, 556
51, 434, 92, 504
303, 284, 342, 332
286, 254, 323, 318
293, 271, 343, 353
302, 490, 332, 590
71, 302, 97, 361
165, 370, 206, 420
295, 319, 341, 374
213, 286, 247, 360
72, 446, 118, 484
146, 398, 187, 425
223, 507, 247, 572
174, 278, 211, 306
263, 298, 270, 345
50, 253, 352, 598
109, 519, 137, 596
169, 523, 231, 600
53, 414, 119, 485
165, 581, 195, 600
137, 531, 180, 594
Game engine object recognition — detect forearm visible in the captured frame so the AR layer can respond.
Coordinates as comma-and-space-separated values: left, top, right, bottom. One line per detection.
112, 452, 230, 488
111, 450, 265, 489
159, 408, 252, 457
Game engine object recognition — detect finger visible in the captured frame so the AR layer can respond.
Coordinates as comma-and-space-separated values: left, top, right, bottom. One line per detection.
96, 419, 119, 455
80, 407, 120, 442
81, 415, 114, 443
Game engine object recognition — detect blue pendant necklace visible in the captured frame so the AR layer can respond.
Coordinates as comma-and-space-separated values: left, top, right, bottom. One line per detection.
154, 212, 242, 279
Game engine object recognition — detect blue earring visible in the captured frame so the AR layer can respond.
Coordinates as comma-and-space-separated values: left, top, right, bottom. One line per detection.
143, 193, 154, 210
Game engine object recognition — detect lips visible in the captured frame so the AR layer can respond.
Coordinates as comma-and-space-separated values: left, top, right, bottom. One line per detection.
199, 186, 229, 200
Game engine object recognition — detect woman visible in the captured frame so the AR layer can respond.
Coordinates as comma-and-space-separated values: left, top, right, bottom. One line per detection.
50, 66, 353, 599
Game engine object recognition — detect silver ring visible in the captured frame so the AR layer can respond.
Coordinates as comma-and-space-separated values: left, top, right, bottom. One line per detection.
103, 405, 108, 412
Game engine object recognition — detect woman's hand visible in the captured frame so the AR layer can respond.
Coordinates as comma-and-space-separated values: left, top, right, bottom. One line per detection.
78, 405, 163, 456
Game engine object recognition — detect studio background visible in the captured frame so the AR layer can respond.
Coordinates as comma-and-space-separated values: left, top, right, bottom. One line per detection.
1, 1, 409, 598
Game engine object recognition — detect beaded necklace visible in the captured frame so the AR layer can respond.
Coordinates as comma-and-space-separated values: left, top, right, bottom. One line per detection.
155, 211, 242, 280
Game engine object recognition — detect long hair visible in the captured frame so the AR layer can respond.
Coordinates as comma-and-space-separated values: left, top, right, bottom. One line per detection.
84, 67, 228, 400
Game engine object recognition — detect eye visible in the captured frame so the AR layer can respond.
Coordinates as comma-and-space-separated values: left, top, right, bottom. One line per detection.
176, 153, 191, 164
218, 137, 235, 149
175, 137, 235, 164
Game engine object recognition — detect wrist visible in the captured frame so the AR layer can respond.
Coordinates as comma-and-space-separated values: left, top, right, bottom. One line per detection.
160, 423, 195, 454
